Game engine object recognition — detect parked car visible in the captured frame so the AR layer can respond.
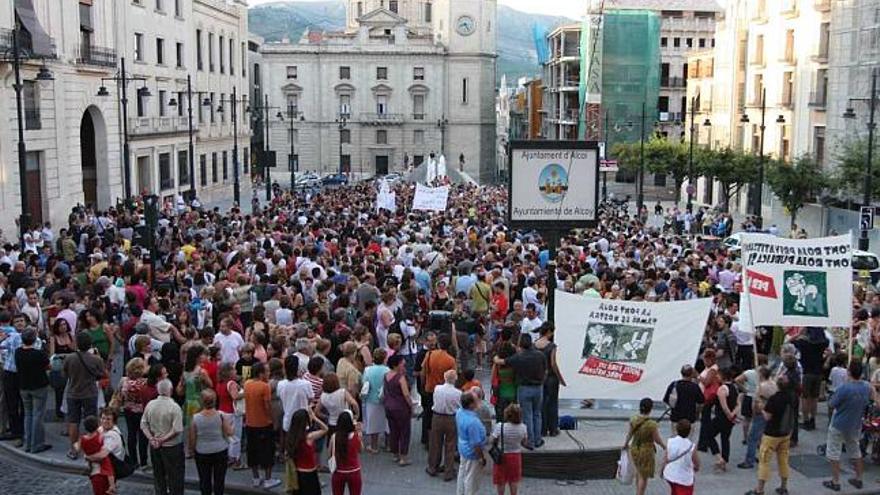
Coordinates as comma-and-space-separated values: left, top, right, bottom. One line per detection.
322, 173, 349, 186
853, 249, 880, 285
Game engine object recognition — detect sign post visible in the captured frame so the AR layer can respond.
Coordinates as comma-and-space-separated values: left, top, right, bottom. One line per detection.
861, 206, 875, 251
508, 141, 600, 322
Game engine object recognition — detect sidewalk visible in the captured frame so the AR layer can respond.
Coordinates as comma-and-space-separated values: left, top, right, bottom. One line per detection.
3, 406, 880, 495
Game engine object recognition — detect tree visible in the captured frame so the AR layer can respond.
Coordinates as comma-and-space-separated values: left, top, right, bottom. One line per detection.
766, 154, 829, 229
695, 147, 760, 212
643, 138, 689, 203
832, 137, 880, 201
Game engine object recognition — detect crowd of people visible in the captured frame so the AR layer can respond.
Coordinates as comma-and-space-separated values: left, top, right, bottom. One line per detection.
0, 178, 874, 495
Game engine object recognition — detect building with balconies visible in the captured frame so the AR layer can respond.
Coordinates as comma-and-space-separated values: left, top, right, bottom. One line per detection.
0, 0, 249, 236
259, 0, 497, 182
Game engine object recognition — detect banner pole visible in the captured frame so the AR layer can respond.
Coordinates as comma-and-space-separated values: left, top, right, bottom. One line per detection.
546, 230, 559, 324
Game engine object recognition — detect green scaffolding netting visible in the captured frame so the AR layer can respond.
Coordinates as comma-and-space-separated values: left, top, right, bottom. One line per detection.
579, 10, 661, 144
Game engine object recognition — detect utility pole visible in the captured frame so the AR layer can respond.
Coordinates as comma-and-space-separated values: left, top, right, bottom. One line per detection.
637, 101, 646, 213
863, 73, 877, 251
687, 96, 696, 213
187, 74, 196, 197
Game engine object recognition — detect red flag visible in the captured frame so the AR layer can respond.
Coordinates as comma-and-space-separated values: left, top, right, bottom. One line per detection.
746, 269, 777, 299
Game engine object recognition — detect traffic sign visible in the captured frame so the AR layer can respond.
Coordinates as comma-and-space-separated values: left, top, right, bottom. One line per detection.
600, 159, 619, 172
861, 206, 875, 232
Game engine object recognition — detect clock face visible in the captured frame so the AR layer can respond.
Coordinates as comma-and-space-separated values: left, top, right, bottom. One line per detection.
456, 15, 476, 36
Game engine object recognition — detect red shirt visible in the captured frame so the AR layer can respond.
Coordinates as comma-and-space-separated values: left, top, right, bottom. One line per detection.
333, 433, 362, 473
294, 439, 318, 471
491, 293, 508, 322
216, 379, 234, 414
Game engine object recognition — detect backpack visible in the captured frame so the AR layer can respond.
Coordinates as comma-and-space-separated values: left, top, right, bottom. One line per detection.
558, 415, 577, 430
666, 380, 679, 409
388, 307, 405, 337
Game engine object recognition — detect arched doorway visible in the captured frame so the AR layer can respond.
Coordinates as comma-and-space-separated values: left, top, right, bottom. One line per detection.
80, 106, 109, 209
80, 111, 97, 207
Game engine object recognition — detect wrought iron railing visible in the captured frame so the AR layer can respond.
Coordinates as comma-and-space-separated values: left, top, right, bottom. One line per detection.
76, 44, 117, 67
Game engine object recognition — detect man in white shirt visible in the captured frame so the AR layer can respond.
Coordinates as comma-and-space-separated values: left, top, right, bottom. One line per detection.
427, 370, 461, 481
520, 303, 544, 334
212, 317, 244, 365
141, 298, 179, 343
277, 355, 313, 432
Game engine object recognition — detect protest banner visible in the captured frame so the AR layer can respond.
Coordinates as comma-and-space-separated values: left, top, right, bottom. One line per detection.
412, 183, 449, 212
741, 234, 853, 327
375, 180, 396, 212
555, 291, 711, 401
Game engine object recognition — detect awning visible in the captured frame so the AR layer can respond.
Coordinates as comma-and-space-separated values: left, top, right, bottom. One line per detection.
14, 0, 53, 57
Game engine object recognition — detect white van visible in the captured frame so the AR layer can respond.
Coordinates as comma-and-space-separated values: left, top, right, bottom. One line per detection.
853, 250, 880, 285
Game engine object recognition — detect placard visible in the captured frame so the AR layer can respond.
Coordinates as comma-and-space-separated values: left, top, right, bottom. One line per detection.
741, 234, 853, 327
555, 291, 711, 401
508, 141, 599, 230
411, 183, 449, 212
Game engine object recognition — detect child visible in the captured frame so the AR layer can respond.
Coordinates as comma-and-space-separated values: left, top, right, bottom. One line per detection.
236, 343, 257, 382
77, 415, 116, 495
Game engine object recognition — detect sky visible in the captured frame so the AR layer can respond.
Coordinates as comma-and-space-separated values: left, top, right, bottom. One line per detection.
247, 0, 586, 18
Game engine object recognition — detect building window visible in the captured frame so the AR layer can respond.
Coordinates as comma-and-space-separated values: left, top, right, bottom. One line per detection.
222, 151, 228, 181
135, 33, 144, 61
159, 90, 166, 116
686, 38, 693, 48
357, 1, 363, 17
176, 42, 184, 68
341, 154, 351, 172
178, 150, 189, 186
23, 81, 40, 130
413, 67, 425, 80
287, 66, 298, 79
813, 126, 825, 166
137, 89, 147, 117
376, 129, 388, 144
376, 94, 388, 114
424, 1, 432, 22
177, 91, 184, 117
287, 95, 299, 115
155, 0, 163, 12
377, 66, 388, 80
211, 152, 218, 183
210, 92, 215, 122
339, 94, 351, 116
413, 94, 425, 119
340, 129, 351, 144
241, 42, 247, 77
461, 78, 469, 104
196, 30, 203, 70
159, 153, 173, 190
414, 129, 425, 145
174, 0, 181, 17
660, 37, 667, 47
208, 33, 214, 71
673, 37, 680, 48
340, 66, 351, 79
199, 154, 207, 186
219, 35, 225, 73
243, 148, 249, 174
229, 38, 234, 75
699, 38, 706, 48
156, 38, 165, 65
389, 0, 398, 13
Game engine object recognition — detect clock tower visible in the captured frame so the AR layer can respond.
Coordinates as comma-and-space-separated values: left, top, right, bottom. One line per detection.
433, 0, 497, 182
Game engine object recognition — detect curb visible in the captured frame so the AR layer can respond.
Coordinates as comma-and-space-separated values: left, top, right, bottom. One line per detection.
0, 440, 279, 495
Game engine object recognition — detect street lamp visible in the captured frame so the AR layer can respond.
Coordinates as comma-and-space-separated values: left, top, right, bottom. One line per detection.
215, 86, 247, 205
842, 70, 877, 251
249, 95, 281, 201
278, 106, 304, 191
687, 96, 714, 213
740, 91, 786, 228
97, 57, 149, 202
637, 101, 647, 212
5, 20, 54, 248
167, 75, 197, 200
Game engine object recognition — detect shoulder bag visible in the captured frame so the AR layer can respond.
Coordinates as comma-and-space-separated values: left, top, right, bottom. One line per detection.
488, 422, 505, 465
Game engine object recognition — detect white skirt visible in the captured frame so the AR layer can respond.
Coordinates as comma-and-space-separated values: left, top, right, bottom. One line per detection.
364, 402, 388, 435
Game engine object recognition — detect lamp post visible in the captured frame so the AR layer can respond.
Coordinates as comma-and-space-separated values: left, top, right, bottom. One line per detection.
740, 88, 786, 228
249, 94, 281, 200
687, 97, 697, 213
842, 71, 877, 251
637, 101, 646, 213
336, 115, 349, 175
167, 74, 197, 199
603, 110, 610, 201
278, 105, 304, 191
7, 20, 54, 248
437, 116, 449, 156
216, 86, 247, 205
97, 57, 149, 201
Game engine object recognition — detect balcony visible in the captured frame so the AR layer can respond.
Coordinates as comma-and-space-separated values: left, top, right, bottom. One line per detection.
412, 113, 425, 120
0, 27, 56, 61
808, 91, 827, 109
658, 112, 683, 123
661, 76, 686, 88
76, 44, 117, 68
129, 116, 194, 136
814, 0, 831, 12
360, 113, 404, 125
751, 9, 768, 24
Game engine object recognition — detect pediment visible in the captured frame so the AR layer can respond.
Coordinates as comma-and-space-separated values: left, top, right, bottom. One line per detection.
335, 83, 356, 93
281, 83, 303, 94
371, 83, 393, 94
357, 8, 407, 26
408, 83, 430, 95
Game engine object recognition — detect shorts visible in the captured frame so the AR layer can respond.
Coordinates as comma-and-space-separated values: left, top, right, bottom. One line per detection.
246, 426, 277, 468
66, 396, 98, 425
802, 374, 822, 399
825, 427, 861, 462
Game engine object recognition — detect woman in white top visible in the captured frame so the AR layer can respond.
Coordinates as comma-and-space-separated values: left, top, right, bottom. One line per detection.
320, 372, 361, 430
490, 404, 529, 495
662, 419, 701, 495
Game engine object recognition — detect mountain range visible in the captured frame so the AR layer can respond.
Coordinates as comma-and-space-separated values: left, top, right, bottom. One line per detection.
248, 1, 574, 84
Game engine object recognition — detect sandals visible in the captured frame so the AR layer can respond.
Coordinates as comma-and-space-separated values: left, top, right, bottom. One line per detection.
848, 478, 863, 490
743, 491, 764, 495
66, 449, 79, 460
822, 480, 841, 492
774, 488, 789, 495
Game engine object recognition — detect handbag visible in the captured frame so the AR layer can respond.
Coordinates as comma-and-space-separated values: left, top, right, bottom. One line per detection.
617, 418, 647, 486
228, 381, 245, 417
328, 434, 338, 473
360, 380, 370, 398
488, 422, 504, 465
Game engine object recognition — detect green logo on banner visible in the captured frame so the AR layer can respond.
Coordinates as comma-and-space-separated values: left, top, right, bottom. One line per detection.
782, 271, 828, 317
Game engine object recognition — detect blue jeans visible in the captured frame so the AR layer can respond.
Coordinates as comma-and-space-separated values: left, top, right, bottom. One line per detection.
744, 412, 766, 465
21, 386, 48, 452
518, 385, 543, 448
